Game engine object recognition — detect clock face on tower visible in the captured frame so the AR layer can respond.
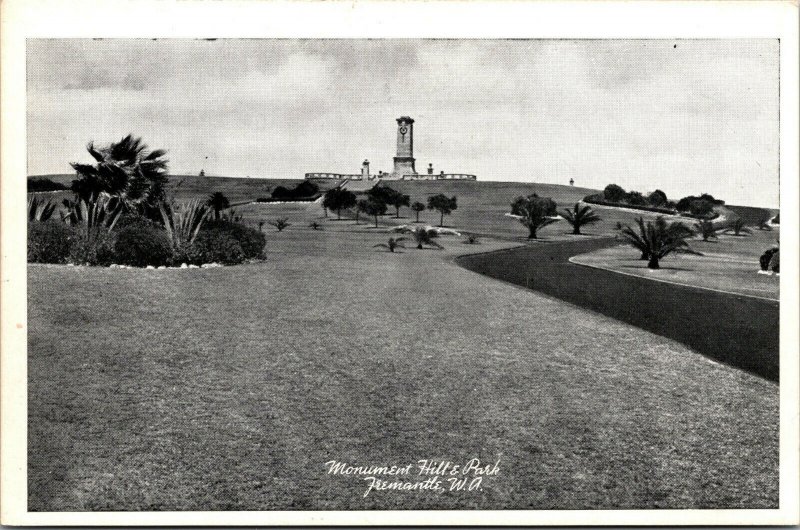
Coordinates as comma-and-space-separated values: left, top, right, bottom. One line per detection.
399, 126, 408, 141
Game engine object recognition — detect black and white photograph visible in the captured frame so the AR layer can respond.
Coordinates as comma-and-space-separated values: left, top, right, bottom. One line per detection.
1, 0, 798, 526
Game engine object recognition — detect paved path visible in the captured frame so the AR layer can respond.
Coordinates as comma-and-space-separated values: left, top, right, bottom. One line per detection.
456, 238, 779, 381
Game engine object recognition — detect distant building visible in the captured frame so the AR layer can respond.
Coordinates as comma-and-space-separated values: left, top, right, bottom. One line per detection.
305, 116, 476, 182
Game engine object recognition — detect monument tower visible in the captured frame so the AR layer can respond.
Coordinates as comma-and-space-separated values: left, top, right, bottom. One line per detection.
392, 116, 416, 177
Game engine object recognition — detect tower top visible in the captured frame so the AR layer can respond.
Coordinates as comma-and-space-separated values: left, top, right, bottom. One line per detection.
396, 116, 414, 124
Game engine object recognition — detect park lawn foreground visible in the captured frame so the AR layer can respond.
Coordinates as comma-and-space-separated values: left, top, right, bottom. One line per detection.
28, 225, 778, 510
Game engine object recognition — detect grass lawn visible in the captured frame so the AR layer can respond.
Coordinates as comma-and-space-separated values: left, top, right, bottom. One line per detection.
29, 226, 778, 510
571, 228, 780, 300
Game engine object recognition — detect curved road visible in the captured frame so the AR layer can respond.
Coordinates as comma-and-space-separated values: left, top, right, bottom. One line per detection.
456, 238, 779, 382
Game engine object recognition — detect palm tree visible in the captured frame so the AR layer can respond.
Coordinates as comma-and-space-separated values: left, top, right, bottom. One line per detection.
694, 220, 719, 241
70, 134, 168, 208
411, 201, 426, 222
724, 218, 752, 236
374, 237, 406, 253
517, 197, 558, 239
206, 192, 230, 220
269, 218, 291, 231
408, 227, 444, 250
561, 203, 601, 235
620, 216, 698, 269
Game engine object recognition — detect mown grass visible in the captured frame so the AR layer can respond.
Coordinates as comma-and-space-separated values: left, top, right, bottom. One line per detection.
29, 228, 778, 510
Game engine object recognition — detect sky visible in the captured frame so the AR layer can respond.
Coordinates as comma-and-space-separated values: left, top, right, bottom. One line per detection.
27, 39, 779, 207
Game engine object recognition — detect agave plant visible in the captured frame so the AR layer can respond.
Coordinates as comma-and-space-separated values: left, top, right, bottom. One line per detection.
620, 216, 699, 269
269, 218, 291, 231
61, 193, 123, 233
27, 196, 57, 222
374, 237, 406, 253
309, 221, 323, 230
724, 218, 752, 237
561, 203, 601, 235
158, 199, 210, 248
694, 220, 719, 241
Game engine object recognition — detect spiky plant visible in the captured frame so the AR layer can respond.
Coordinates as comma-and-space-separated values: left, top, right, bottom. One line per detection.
374, 237, 406, 253
463, 233, 479, 244
61, 193, 122, 233
724, 218, 752, 237
407, 227, 444, 250
694, 220, 719, 241
620, 216, 699, 269
269, 218, 291, 231
158, 199, 209, 248
309, 221, 322, 230
27, 196, 56, 222
70, 134, 168, 208
561, 203, 601, 235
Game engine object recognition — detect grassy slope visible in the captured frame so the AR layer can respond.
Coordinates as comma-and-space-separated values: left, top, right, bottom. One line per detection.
29, 225, 778, 510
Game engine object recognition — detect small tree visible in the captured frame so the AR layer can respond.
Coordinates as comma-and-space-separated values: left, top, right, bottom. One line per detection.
620, 216, 698, 269
322, 187, 357, 220
516, 196, 558, 239
358, 198, 387, 228
390, 193, 411, 218
648, 189, 668, 207
427, 194, 457, 227
206, 192, 230, 220
561, 203, 601, 235
374, 237, 406, 253
268, 218, 291, 231
411, 201, 426, 222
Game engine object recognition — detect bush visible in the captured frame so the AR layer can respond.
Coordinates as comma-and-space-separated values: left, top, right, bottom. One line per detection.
760, 248, 779, 272
603, 184, 626, 202
201, 220, 265, 259
113, 221, 173, 267
271, 181, 320, 200
772, 212, 780, 225
27, 178, 67, 192
186, 230, 245, 265
68, 229, 117, 266
626, 191, 647, 206
28, 221, 74, 263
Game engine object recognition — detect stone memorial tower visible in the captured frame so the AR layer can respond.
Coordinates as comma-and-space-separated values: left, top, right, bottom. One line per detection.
392, 116, 416, 177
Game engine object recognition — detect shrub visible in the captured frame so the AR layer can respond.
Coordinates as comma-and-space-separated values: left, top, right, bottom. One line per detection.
760, 248, 779, 272
272, 181, 319, 200
626, 191, 647, 206
772, 213, 780, 225
201, 219, 265, 259
68, 228, 117, 266
187, 230, 245, 265
27, 178, 67, 192
113, 221, 173, 267
28, 221, 74, 263
603, 184, 626, 202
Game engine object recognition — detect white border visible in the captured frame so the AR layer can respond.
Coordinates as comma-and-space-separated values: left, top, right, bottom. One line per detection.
2, 0, 798, 526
